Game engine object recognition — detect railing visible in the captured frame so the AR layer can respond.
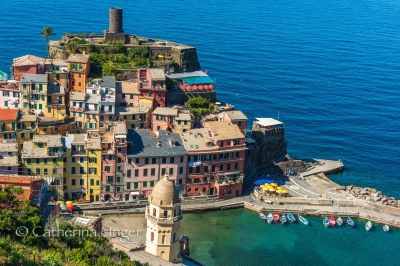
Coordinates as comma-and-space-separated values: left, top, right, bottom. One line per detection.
37, 117, 75, 127
145, 212, 183, 224
47, 101, 64, 106
71, 150, 87, 156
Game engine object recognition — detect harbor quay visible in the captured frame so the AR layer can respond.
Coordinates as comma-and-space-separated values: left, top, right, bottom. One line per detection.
81, 159, 400, 231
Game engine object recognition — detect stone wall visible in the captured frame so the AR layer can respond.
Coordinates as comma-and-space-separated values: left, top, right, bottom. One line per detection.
171, 47, 201, 72
167, 90, 217, 105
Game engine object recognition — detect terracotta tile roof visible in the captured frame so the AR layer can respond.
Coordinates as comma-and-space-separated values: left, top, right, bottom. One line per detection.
0, 109, 19, 121
0, 176, 41, 184
116, 81, 140, 94
67, 53, 90, 63
206, 121, 245, 141
13, 54, 44, 66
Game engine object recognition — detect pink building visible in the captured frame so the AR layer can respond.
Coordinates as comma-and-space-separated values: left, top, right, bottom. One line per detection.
12, 54, 46, 79
0, 143, 19, 175
0, 81, 21, 109
126, 129, 187, 198
137, 68, 167, 110
115, 81, 140, 108
151, 107, 178, 131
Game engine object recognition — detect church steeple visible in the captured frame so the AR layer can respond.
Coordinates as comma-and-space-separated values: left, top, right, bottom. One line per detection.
145, 174, 182, 262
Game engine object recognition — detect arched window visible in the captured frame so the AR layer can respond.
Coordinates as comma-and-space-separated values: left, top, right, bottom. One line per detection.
162, 235, 166, 244
163, 210, 168, 218
151, 232, 154, 241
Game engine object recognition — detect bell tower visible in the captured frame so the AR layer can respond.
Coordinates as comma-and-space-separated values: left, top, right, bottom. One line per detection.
145, 174, 183, 262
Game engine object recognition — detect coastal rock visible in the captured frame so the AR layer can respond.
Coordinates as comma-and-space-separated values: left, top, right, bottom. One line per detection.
377, 191, 382, 195
382, 201, 388, 205
369, 188, 377, 193
346, 185, 353, 191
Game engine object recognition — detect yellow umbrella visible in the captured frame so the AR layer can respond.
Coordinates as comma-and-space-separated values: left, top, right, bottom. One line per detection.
270, 183, 278, 187
276, 190, 284, 194
276, 186, 283, 190
281, 189, 289, 194
268, 187, 276, 192
66, 201, 73, 205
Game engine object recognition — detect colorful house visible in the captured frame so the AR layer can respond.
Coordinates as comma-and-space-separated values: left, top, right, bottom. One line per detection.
0, 81, 21, 109
12, 54, 45, 79
63, 134, 101, 201
126, 129, 187, 198
151, 107, 178, 131
21, 135, 64, 196
115, 80, 140, 108
69, 91, 86, 133
16, 114, 37, 154
137, 68, 167, 110
45, 85, 66, 119
173, 112, 192, 133
67, 54, 90, 92
115, 103, 152, 130
0, 143, 19, 175
20, 74, 48, 115
182, 121, 247, 199
0, 109, 19, 143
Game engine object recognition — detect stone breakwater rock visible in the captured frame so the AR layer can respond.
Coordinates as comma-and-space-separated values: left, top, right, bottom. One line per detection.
347, 186, 399, 207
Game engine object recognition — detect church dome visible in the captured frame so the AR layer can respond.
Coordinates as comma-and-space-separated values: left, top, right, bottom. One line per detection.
149, 174, 179, 206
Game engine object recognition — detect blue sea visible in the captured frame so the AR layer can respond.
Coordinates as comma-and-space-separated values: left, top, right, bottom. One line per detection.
1, 0, 400, 264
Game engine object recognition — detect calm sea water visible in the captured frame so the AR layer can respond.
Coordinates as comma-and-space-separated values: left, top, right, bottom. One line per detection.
1, 1, 400, 263
180, 209, 400, 266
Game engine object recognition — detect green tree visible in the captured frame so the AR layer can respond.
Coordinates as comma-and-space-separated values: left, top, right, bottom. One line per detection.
39, 26, 56, 58
184, 96, 214, 119
128, 47, 149, 60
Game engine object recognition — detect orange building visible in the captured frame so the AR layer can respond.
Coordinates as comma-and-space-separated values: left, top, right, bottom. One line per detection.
67, 54, 90, 92
0, 176, 44, 203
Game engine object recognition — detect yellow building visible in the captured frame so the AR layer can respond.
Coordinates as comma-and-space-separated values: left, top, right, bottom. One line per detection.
45, 85, 67, 119
21, 135, 64, 195
20, 74, 48, 116
64, 134, 101, 202
16, 114, 37, 155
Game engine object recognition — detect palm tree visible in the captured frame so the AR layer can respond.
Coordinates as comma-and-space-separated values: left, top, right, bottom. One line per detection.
39, 26, 56, 58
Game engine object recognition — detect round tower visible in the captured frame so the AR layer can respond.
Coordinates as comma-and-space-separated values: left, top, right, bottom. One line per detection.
109, 7, 123, 33
145, 174, 182, 263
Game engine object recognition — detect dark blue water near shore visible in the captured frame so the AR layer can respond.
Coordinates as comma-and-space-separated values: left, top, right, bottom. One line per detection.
2, 0, 399, 197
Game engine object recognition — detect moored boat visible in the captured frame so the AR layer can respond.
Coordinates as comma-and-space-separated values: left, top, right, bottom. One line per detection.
365, 221, 372, 231
383, 225, 389, 232
329, 216, 336, 227
336, 217, 343, 226
280, 214, 287, 224
323, 217, 330, 227
259, 213, 267, 221
287, 212, 296, 223
273, 212, 280, 223
347, 217, 355, 227
266, 213, 274, 224
298, 215, 309, 225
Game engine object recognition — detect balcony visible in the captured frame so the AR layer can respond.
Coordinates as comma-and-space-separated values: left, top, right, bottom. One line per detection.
70, 106, 84, 112
115, 140, 127, 147
145, 210, 183, 225
47, 101, 64, 106
48, 151, 62, 157
71, 150, 87, 156
2, 138, 17, 143
37, 117, 75, 128
84, 109, 100, 114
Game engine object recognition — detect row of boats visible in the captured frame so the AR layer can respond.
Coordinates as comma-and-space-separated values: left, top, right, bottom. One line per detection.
259, 212, 390, 232
259, 212, 309, 225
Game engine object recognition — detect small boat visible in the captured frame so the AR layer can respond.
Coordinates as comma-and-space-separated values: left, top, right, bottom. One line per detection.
329, 216, 336, 227
273, 212, 280, 223
347, 217, 355, 227
280, 214, 287, 224
365, 221, 372, 231
383, 225, 389, 232
323, 217, 330, 227
336, 217, 343, 226
298, 215, 309, 225
266, 213, 274, 224
287, 212, 296, 223
259, 213, 267, 221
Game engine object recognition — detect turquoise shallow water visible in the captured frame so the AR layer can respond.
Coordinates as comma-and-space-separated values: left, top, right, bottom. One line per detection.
180, 209, 400, 266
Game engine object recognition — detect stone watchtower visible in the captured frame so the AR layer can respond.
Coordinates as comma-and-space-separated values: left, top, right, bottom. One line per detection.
104, 7, 126, 43
145, 174, 183, 263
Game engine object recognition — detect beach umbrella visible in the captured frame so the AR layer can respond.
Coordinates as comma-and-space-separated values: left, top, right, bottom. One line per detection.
186, 85, 192, 91
281, 189, 289, 194
180, 85, 186, 90
209, 84, 215, 90
192, 85, 198, 91
204, 85, 209, 90
262, 187, 270, 191
276, 190, 284, 194
270, 183, 277, 187
198, 85, 204, 90
66, 201, 73, 205
268, 187, 276, 192
276, 186, 283, 190
60, 205, 68, 211
67, 205, 74, 211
